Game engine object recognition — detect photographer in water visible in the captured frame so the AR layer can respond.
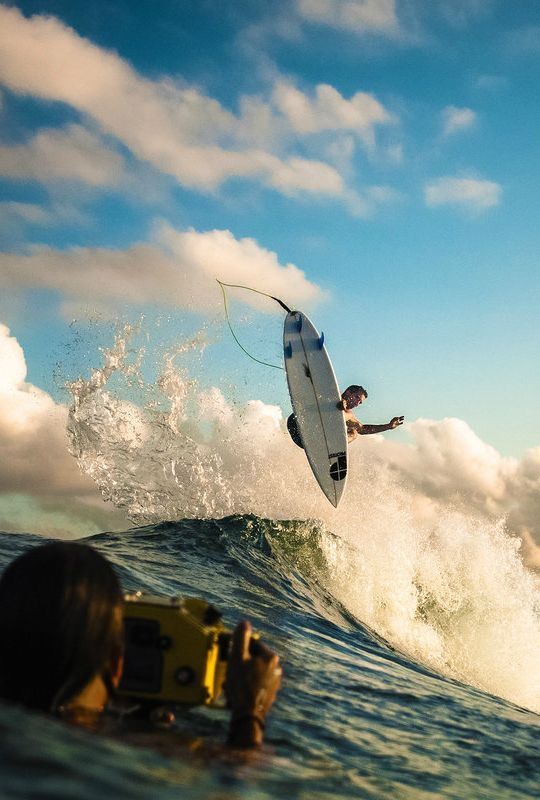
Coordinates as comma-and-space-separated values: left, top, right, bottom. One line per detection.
0, 542, 282, 749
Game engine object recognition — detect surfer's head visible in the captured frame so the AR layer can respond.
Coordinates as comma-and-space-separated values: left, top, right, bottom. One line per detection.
0, 542, 124, 716
342, 385, 367, 409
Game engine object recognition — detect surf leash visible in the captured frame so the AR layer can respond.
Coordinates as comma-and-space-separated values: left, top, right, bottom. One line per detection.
216, 279, 292, 370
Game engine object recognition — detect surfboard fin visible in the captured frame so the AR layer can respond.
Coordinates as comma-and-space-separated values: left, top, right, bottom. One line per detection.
318, 332, 324, 349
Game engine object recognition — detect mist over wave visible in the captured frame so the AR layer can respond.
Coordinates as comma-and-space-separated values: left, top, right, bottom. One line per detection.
67, 324, 540, 713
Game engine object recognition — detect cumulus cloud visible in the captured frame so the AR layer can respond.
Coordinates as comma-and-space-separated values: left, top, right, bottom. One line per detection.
441, 105, 477, 137
348, 417, 540, 570
273, 81, 394, 149
0, 225, 324, 315
0, 323, 129, 537
158, 225, 324, 309
0, 201, 51, 226
0, 123, 125, 185
297, 0, 400, 36
424, 176, 502, 211
0, 5, 233, 187
374, 418, 516, 513
0, 6, 402, 212
259, 153, 345, 196
0, 5, 355, 202
519, 529, 540, 570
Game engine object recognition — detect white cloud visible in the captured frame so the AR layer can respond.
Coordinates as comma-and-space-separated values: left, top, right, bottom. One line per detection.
347, 417, 540, 571
0, 323, 26, 390
0, 123, 125, 185
0, 6, 348, 202
0, 225, 324, 315
505, 25, 540, 56
0, 201, 51, 225
0, 6, 402, 213
424, 176, 501, 211
155, 225, 325, 310
0, 198, 92, 237
0, 323, 129, 536
473, 74, 508, 91
381, 418, 516, 508
258, 153, 345, 196
295, 1, 494, 46
273, 81, 394, 149
519, 529, 540, 570
297, 0, 400, 36
441, 105, 477, 137
434, 0, 494, 28
0, 321, 81, 489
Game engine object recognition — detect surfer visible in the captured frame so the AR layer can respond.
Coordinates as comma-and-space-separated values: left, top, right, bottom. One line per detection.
0, 542, 282, 750
287, 384, 404, 448
339, 384, 404, 442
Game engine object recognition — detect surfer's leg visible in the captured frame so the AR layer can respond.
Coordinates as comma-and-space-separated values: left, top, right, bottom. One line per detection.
286, 414, 304, 449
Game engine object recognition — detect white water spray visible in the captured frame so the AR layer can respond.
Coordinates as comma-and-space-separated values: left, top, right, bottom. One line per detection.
67, 324, 540, 713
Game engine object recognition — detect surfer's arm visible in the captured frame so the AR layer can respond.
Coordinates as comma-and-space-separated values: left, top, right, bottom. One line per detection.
357, 416, 404, 435
345, 411, 404, 441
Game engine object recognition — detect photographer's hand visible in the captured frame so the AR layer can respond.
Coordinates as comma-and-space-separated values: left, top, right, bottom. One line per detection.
226, 620, 282, 748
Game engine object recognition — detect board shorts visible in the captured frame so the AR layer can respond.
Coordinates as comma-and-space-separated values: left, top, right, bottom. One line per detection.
287, 413, 304, 449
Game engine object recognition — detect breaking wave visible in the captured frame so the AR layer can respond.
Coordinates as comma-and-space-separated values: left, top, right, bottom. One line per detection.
66, 323, 540, 712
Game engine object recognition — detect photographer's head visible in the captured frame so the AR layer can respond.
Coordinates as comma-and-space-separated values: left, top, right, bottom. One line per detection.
0, 542, 123, 716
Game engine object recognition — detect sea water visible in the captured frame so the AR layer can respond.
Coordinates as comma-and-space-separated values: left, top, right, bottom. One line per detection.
1, 325, 539, 798
1, 519, 539, 800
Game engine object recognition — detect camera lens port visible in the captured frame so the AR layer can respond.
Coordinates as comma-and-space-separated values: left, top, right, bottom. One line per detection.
174, 666, 195, 685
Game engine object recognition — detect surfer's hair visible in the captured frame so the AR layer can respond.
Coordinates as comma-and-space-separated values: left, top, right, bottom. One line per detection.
0, 542, 123, 713
343, 385, 367, 400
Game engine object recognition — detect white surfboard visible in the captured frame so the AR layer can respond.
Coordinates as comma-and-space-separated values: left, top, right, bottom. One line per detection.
284, 311, 348, 508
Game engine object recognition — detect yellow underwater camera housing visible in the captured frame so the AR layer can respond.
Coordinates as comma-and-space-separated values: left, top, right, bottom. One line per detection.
118, 593, 232, 707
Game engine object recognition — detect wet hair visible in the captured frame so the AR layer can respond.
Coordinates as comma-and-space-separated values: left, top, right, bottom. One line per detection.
342, 385, 368, 402
0, 542, 123, 713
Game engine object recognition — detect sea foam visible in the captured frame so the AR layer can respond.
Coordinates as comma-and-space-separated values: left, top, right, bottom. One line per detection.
67, 323, 540, 713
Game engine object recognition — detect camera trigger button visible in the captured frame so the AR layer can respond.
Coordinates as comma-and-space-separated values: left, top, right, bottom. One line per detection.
157, 635, 172, 650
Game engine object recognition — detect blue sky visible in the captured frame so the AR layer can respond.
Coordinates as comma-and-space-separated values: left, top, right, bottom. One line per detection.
1, 0, 540, 472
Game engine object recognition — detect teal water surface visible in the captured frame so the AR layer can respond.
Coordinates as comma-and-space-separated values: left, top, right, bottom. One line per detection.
0, 517, 539, 800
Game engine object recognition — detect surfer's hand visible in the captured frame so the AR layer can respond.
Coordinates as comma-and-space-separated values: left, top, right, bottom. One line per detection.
226, 621, 282, 747
389, 416, 404, 429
